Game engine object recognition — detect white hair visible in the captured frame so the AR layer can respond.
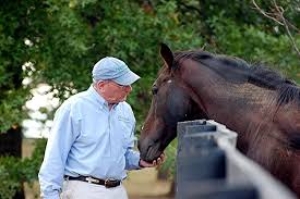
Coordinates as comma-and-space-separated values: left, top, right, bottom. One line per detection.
93, 78, 104, 85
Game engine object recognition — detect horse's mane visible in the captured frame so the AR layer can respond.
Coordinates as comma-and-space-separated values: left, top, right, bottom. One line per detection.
169, 50, 300, 107
157, 49, 300, 149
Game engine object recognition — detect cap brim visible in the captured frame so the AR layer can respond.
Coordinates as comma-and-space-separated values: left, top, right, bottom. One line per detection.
113, 71, 140, 86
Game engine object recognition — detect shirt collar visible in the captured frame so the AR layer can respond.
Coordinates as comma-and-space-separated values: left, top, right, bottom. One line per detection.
87, 85, 108, 109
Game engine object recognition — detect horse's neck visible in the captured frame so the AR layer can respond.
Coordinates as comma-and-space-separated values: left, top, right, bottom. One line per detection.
203, 84, 277, 129
181, 61, 279, 135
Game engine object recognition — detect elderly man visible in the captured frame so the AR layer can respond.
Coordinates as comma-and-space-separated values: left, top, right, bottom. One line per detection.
38, 57, 165, 199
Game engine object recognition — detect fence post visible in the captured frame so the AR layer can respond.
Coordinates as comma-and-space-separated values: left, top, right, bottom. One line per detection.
175, 120, 297, 199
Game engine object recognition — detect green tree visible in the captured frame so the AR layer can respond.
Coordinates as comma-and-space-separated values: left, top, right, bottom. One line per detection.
1, 0, 203, 197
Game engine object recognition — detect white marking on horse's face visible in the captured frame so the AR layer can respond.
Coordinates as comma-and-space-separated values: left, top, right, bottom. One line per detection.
167, 79, 172, 84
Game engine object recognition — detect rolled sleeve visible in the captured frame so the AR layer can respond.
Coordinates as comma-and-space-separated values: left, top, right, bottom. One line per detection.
124, 121, 141, 170
125, 148, 141, 170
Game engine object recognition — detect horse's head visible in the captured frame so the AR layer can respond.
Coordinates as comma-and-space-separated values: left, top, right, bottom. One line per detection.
138, 44, 206, 162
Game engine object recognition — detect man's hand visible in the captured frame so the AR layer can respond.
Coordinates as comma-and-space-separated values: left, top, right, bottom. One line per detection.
139, 153, 166, 168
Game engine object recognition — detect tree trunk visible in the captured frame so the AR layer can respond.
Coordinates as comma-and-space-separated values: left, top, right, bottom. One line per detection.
0, 126, 25, 199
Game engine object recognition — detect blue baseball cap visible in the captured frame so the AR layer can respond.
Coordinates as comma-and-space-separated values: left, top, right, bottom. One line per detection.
92, 57, 140, 86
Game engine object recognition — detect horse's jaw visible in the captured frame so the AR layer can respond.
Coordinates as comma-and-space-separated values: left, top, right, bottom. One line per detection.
138, 137, 164, 163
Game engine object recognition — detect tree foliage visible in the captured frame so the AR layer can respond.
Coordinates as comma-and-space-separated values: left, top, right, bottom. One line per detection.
1, 0, 299, 133
0, 139, 46, 199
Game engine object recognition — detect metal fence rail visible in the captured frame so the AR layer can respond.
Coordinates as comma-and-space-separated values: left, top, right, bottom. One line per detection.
176, 120, 296, 199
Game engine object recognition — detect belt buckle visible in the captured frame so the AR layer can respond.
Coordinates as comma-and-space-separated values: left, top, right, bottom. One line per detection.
86, 176, 99, 184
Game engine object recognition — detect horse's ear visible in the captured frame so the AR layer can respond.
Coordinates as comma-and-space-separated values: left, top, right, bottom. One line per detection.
160, 43, 174, 70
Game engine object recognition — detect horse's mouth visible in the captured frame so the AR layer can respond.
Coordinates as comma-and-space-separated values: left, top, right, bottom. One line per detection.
140, 139, 162, 163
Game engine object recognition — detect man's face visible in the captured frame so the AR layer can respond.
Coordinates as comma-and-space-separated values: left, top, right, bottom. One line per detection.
96, 80, 132, 103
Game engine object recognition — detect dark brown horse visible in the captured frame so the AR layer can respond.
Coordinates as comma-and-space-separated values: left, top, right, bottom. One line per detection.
138, 43, 300, 197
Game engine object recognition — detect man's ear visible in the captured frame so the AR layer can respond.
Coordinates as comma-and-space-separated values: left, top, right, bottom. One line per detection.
95, 81, 106, 91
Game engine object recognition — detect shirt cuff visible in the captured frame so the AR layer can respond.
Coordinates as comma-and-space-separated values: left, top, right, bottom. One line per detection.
41, 190, 60, 199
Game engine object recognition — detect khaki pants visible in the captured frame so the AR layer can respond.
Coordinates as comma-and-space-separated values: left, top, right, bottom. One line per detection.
61, 180, 128, 199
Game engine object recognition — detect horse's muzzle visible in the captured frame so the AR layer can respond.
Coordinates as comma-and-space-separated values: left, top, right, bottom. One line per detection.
138, 137, 162, 162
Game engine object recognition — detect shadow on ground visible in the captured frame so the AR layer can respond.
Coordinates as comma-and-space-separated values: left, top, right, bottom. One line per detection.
124, 168, 173, 199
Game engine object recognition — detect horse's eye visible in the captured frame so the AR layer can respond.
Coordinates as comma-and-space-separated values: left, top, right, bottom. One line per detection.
152, 86, 158, 95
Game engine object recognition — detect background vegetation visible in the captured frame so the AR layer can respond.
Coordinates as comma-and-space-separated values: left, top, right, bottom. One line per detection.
0, 0, 299, 198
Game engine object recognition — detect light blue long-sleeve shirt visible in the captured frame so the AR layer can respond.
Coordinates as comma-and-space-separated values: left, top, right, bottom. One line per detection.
38, 86, 141, 199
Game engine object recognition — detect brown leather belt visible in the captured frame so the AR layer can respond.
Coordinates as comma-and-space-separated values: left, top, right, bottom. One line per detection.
64, 175, 121, 188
